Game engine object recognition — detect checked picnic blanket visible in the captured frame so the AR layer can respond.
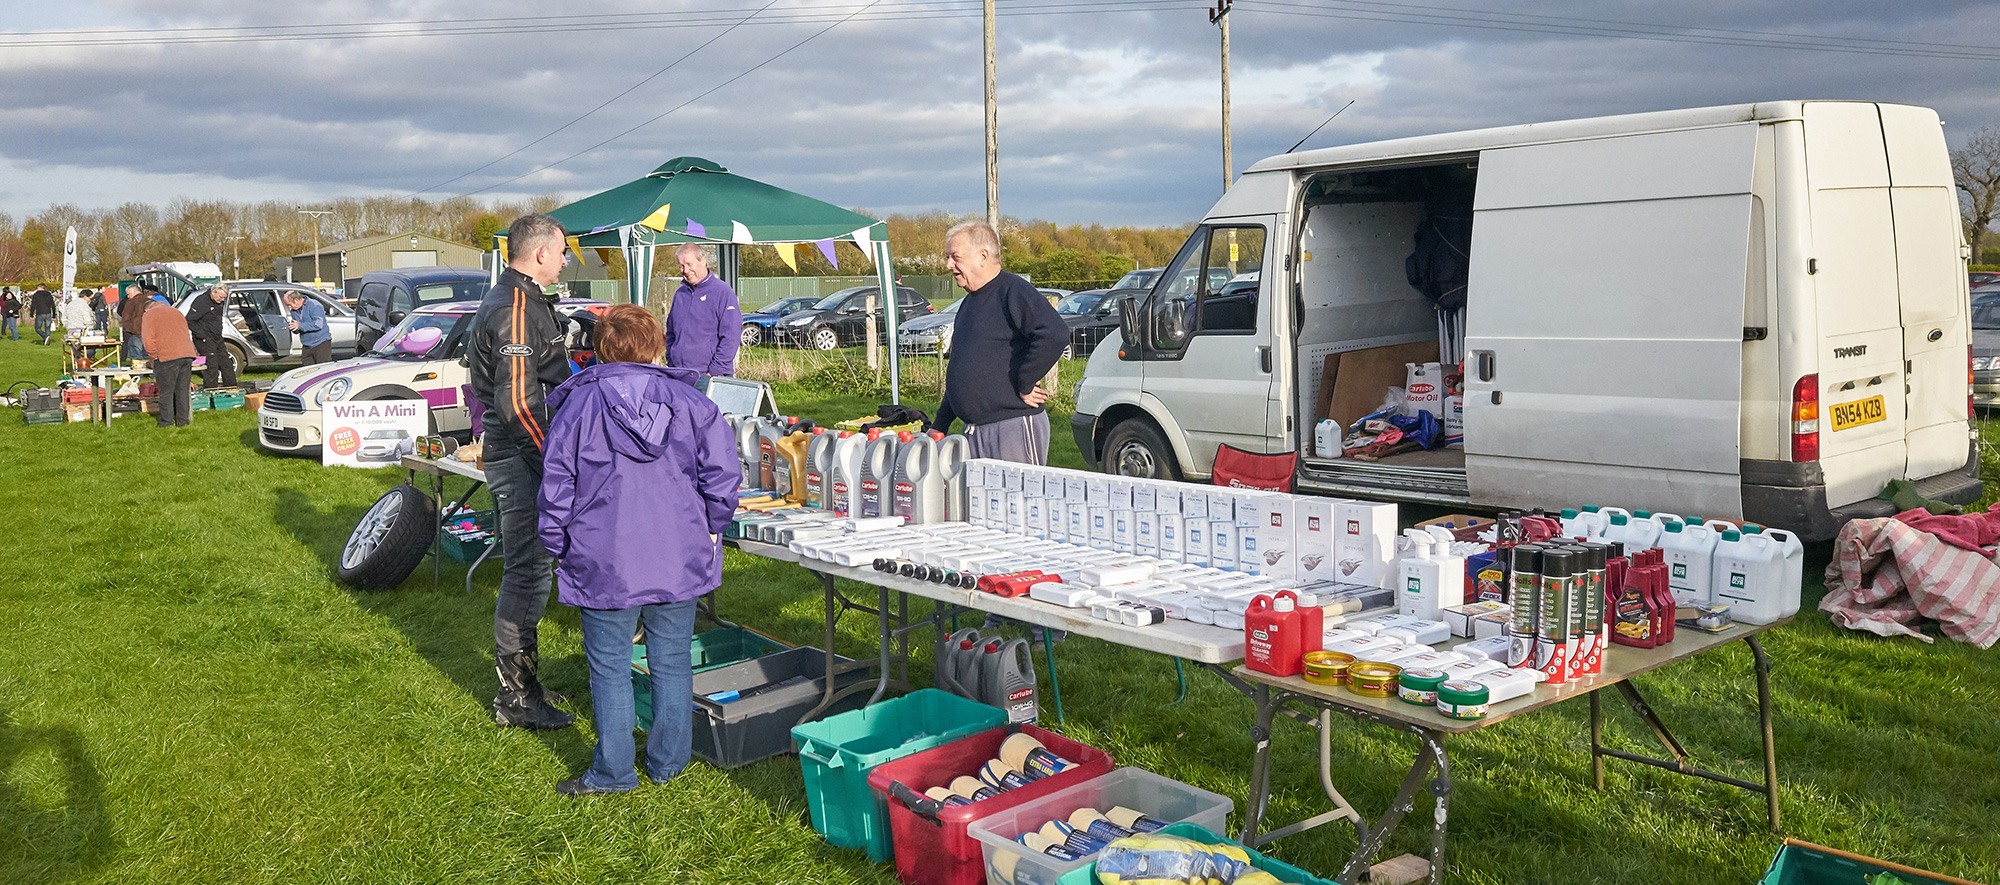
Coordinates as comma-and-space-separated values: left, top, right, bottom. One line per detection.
1821, 515, 2000, 649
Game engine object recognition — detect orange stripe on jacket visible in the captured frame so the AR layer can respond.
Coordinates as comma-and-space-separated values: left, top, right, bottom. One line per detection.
510, 288, 546, 449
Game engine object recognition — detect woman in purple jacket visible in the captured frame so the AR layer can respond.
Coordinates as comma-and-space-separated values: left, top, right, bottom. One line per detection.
538, 304, 741, 796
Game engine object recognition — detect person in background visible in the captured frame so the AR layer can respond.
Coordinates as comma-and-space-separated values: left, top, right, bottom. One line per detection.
30, 284, 55, 345
89, 286, 107, 333
188, 284, 236, 388
59, 288, 93, 339
1, 288, 19, 340
538, 305, 738, 796
119, 283, 151, 361
283, 291, 331, 365
142, 291, 197, 427
469, 213, 577, 732
662, 243, 740, 384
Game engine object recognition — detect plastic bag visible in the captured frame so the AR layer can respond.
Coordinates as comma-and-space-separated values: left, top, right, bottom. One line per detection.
1094, 833, 1258, 885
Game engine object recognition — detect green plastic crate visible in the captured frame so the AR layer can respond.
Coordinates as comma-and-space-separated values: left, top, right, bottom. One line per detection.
1760, 839, 1972, 885
188, 390, 213, 411
1054, 822, 1338, 885
439, 509, 498, 563
633, 627, 793, 730
22, 409, 64, 426
209, 389, 246, 410
791, 689, 1009, 862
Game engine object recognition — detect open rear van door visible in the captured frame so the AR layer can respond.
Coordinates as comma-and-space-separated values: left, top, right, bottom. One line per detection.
1461, 123, 1757, 516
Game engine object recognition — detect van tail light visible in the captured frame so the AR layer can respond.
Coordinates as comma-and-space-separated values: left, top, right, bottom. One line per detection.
1791, 373, 1820, 462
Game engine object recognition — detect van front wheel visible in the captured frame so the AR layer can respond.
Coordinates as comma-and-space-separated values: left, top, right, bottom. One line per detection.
1104, 419, 1180, 481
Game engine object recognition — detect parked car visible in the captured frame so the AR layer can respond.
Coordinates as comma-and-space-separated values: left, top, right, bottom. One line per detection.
256, 298, 607, 455
1970, 271, 2000, 286
1036, 287, 1073, 303
898, 298, 962, 355
773, 286, 932, 350
1065, 288, 1144, 357
351, 266, 490, 352
739, 295, 822, 347
1974, 292, 2000, 410
176, 282, 360, 378
1110, 268, 1164, 292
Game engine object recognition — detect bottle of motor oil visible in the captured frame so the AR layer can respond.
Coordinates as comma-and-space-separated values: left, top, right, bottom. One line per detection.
828, 431, 867, 517
1657, 520, 1718, 606
979, 638, 1038, 724
891, 431, 946, 524
1712, 530, 1782, 624
935, 628, 980, 697
935, 432, 972, 522
952, 633, 987, 702
804, 428, 836, 509
858, 430, 898, 519
1244, 593, 1305, 677
773, 430, 811, 503
756, 416, 793, 492
735, 417, 764, 490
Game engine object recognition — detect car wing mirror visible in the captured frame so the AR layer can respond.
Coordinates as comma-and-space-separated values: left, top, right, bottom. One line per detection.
1118, 298, 1142, 348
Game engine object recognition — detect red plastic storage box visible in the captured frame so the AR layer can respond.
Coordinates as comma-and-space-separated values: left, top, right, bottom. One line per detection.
866, 724, 1113, 885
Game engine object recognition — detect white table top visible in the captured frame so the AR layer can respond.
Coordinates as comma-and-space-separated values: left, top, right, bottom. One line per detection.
400, 455, 487, 483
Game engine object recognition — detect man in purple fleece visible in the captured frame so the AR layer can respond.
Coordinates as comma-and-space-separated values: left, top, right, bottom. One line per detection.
662, 243, 740, 382
538, 304, 741, 796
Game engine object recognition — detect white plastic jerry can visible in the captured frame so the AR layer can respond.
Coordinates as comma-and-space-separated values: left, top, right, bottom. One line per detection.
1711, 531, 1782, 625
1657, 520, 1718, 606
1559, 508, 1605, 541
1763, 528, 1805, 619
858, 431, 898, 519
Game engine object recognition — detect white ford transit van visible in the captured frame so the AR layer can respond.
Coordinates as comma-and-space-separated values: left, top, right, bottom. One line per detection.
1071, 101, 1980, 540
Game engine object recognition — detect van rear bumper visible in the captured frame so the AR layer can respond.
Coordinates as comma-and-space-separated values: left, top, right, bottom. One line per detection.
1741, 440, 1983, 541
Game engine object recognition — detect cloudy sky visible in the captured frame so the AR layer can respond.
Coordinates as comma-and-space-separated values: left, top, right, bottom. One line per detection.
1, 0, 1997, 225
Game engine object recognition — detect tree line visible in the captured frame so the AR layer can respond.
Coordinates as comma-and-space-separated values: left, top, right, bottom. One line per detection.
0, 193, 1195, 292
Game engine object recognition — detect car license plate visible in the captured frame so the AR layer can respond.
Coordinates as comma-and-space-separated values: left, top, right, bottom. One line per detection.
1829, 395, 1887, 432
260, 413, 285, 431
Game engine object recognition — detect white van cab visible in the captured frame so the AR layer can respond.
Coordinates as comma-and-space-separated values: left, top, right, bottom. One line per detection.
1071, 101, 1981, 540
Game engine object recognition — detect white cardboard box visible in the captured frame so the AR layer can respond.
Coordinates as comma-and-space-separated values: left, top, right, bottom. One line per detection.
1336, 500, 1398, 589
1132, 483, 1157, 512
1211, 520, 1239, 572
1065, 475, 1088, 504
1112, 508, 1134, 553
1109, 479, 1134, 511
1184, 518, 1210, 567
1294, 498, 1341, 583
1155, 485, 1182, 515
1024, 497, 1048, 539
1067, 502, 1089, 543
1135, 511, 1159, 557
1234, 490, 1271, 528
1158, 513, 1185, 562
1022, 469, 1045, 498
1005, 492, 1025, 534
1089, 506, 1113, 549
1206, 490, 1237, 525
1085, 476, 1109, 505
1182, 490, 1209, 521
1247, 494, 1298, 582
1001, 465, 1023, 492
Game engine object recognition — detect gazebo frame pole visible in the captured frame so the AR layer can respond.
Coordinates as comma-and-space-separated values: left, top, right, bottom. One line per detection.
875, 239, 901, 405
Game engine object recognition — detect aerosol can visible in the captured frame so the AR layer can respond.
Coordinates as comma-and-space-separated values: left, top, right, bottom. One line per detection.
936, 433, 972, 522
756, 416, 792, 492
891, 431, 947, 524
858, 429, 899, 519
804, 428, 837, 509
828, 430, 868, 517
735, 417, 764, 491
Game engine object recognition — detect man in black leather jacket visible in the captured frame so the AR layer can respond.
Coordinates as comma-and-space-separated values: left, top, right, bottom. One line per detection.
469, 213, 577, 730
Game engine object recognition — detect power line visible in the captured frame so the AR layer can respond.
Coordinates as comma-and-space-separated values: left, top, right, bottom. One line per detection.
404, 0, 781, 198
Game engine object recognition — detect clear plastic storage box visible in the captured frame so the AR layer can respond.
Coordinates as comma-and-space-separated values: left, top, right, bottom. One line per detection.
968, 767, 1234, 885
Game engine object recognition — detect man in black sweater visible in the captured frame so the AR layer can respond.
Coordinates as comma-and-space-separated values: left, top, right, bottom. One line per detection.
932, 221, 1068, 465
187, 284, 236, 388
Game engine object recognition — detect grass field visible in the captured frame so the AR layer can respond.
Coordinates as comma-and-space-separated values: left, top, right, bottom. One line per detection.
1, 338, 1996, 885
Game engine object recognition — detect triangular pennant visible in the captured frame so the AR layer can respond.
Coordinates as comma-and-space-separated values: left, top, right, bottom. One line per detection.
593, 248, 614, 267
685, 219, 706, 239
565, 236, 585, 265
774, 242, 797, 272
815, 239, 839, 269
732, 221, 753, 244
496, 238, 509, 263
638, 203, 673, 231
850, 226, 874, 256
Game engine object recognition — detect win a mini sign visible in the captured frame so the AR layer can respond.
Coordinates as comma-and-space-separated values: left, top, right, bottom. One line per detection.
323, 400, 429, 468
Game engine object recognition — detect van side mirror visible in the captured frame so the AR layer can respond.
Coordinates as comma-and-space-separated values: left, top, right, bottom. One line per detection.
1118, 298, 1141, 349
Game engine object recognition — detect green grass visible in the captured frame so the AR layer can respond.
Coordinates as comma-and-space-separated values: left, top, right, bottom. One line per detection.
1, 339, 1996, 884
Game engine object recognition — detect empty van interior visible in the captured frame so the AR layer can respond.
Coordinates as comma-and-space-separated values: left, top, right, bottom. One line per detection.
1295, 161, 1476, 467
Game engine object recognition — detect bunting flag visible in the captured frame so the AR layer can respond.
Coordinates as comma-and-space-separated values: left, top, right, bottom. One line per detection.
814, 239, 839, 269
731, 221, 753, 244
638, 203, 673, 232
774, 242, 797, 272
594, 248, 615, 267
566, 236, 585, 265
497, 238, 509, 263
850, 226, 874, 256
685, 219, 706, 239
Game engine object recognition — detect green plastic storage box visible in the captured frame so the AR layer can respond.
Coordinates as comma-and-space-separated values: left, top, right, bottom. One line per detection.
188, 390, 213, 411
209, 388, 246, 410
1053, 822, 1337, 885
633, 627, 793, 730
1759, 839, 1974, 885
792, 689, 1008, 862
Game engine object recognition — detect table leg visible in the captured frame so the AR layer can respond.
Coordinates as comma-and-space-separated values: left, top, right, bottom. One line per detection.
1590, 690, 1605, 790
1041, 626, 1065, 723
1424, 732, 1450, 885
817, 571, 839, 718
431, 473, 444, 587
1335, 732, 1439, 885
465, 532, 499, 594
1749, 635, 1780, 833
1238, 683, 1281, 847
867, 583, 893, 707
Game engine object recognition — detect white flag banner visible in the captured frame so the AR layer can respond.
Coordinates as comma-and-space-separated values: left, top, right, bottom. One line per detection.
731, 221, 753, 244
62, 226, 78, 292
850, 226, 874, 256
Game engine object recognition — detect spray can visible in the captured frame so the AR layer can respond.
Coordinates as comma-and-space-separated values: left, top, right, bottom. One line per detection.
858, 430, 898, 519
937, 432, 972, 522
1534, 549, 1573, 686
891, 431, 946, 524
1506, 544, 1541, 668
979, 638, 1038, 724
1576, 543, 1609, 677
804, 428, 836, 509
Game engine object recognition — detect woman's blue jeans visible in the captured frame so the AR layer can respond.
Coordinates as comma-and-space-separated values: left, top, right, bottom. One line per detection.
578, 599, 698, 792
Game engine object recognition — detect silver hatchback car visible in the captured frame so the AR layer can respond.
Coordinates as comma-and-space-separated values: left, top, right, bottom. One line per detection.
176, 283, 360, 377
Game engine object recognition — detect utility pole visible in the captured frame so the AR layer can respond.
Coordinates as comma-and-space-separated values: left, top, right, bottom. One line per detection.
225, 234, 247, 279
298, 208, 332, 287
984, 0, 999, 234
1210, 0, 1233, 192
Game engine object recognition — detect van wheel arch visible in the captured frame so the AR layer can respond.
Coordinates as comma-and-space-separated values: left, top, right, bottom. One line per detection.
1100, 411, 1182, 481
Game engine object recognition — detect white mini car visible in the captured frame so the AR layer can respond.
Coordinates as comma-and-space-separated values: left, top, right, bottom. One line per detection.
257, 299, 606, 455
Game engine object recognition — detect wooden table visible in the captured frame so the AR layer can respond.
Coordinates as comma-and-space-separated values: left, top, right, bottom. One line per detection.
1233, 620, 1786, 885
74, 365, 150, 427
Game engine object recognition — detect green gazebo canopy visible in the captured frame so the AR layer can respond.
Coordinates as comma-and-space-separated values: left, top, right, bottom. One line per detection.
544, 156, 886, 248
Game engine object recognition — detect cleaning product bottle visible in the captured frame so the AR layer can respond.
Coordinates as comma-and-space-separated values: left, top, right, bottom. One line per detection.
1398, 532, 1457, 621
1245, 593, 1305, 676
978, 638, 1038, 724
829, 431, 867, 517
1601, 513, 1658, 551
891, 431, 946, 524
1559, 508, 1604, 541
804, 428, 836, 509
858, 430, 898, 519
735, 416, 764, 490
1712, 530, 1782, 624
1765, 528, 1805, 618
773, 430, 811, 503
1314, 418, 1342, 458
757, 415, 790, 492
1657, 520, 1718, 606
937, 432, 972, 522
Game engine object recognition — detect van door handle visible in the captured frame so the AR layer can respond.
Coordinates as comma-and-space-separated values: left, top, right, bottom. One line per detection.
1474, 350, 1496, 382
1258, 346, 1271, 373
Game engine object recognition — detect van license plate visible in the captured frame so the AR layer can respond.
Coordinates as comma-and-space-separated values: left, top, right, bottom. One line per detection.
1829, 395, 1886, 432
260, 413, 285, 431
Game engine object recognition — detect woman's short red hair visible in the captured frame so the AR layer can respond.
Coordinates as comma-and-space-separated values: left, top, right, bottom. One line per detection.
594, 304, 664, 364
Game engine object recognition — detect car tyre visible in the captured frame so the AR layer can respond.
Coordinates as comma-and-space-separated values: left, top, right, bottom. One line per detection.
337, 484, 437, 591
809, 326, 840, 351
1103, 418, 1181, 481
741, 324, 763, 347
224, 342, 247, 379
1061, 342, 1075, 360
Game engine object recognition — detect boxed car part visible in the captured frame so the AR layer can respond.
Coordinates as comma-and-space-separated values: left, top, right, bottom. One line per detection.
792, 689, 1009, 862
969, 767, 1233, 885
1049, 822, 1336, 885
687, 646, 871, 768
19, 388, 62, 411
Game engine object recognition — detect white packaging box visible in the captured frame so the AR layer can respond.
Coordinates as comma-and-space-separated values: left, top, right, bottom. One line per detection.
1210, 520, 1238, 571
1065, 475, 1088, 504
1183, 518, 1210, 567
1085, 475, 1109, 506
1293, 498, 1340, 583
1132, 483, 1157, 512
984, 488, 1007, 528
1089, 506, 1113, 549
1004, 492, 1025, 534
1022, 469, 1046, 499
1134, 511, 1159, 557
1111, 508, 1135, 553
1155, 485, 1182, 515
1248, 494, 1298, 582
1024, 497, 1048, 539
965, 460, 988, 493
1235, 491, 1271, 528
1067, 502, 1089, 542
1239, 528, 1262, 578
1206, 490, 1237, 525
1108, 478, 1134, 511
1002, 465, 1023, 492
1180, 489, 1208, 521
1158, 514, 1185, 562
1335, 500, 1398, 588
